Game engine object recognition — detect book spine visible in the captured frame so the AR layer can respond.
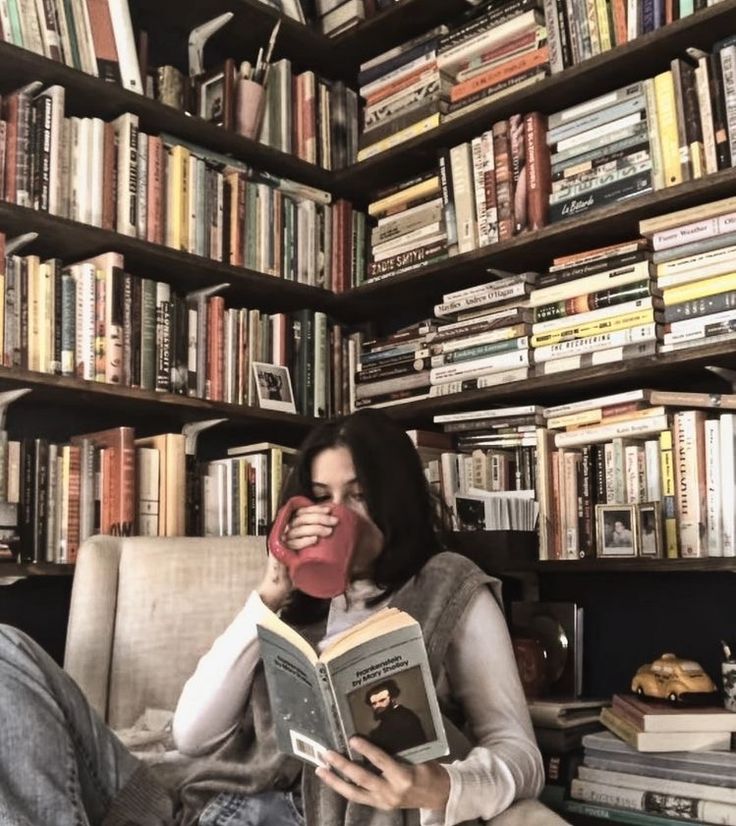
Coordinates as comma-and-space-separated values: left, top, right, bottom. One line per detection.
673, 411, 706, 557
704, 418, 722, 557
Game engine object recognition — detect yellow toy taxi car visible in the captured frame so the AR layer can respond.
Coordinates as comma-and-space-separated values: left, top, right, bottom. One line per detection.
631, 653, 717, 702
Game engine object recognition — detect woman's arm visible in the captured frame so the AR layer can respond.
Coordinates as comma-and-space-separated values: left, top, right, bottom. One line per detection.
172, 591, 271, 755
423, 587, 545, 826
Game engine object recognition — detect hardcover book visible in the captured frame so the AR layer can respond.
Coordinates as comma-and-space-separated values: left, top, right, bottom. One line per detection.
612, 693, 736, 733
257, 605, 448, 767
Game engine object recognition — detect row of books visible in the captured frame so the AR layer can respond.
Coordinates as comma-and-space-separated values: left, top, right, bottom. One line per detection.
538, 390, 736, 560
0, 0, 143, 92
354, 0, 718, 160
0, 82, 368, 290
365, 44, 736, 282
150, 59, 358, 172
360, 185, 736, 411
0, 240, 359, 417
560, 717, 736, 825
0, 422, 304, 563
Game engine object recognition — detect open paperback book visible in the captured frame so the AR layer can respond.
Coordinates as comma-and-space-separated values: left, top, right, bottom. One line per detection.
257, 606, 448, 767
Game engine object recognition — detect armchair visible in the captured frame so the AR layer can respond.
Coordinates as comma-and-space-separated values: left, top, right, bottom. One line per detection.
63, 534, 568, 825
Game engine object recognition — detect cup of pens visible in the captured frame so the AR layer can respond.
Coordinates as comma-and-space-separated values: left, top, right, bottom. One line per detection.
235, 19, 279, 140
722, 641, 736, 712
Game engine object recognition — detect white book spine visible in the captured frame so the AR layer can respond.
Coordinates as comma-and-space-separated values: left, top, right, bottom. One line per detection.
720, 413, 736, 557
644, 439, 661, 503
533, 323, 657, 362
449, 142, 477, 254
73, 263, 96, 381
530, 260, 651, 306
720, 44, 736, 163
705, 418, 723, 556
114, 112, 139, 237
107, 0, 143, 93
471, 136, 489, 248
673, 410, 707, 557
555, 413, 670, 449
532, 298, 656, 335
430, 349, 529, 383
572, 778, 736, 824
664, 308, 736, 344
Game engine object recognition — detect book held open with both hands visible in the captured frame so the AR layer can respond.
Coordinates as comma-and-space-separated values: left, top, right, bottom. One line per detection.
257, 606, 448, 767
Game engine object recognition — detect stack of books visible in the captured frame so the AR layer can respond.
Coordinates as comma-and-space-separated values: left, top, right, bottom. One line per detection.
600, 693, 736, 752
639, 195, 736, 357
528, 698, 607, 785
353, 319, 437, 409
438, 0, 549, 121
316, 0, 365, 36
530, 240, 661, 377
562, 716, 736, 824
366, 172, 449, 281
356, 27, 451, 163
430, 272, 535, 393
546, 80, 654, 223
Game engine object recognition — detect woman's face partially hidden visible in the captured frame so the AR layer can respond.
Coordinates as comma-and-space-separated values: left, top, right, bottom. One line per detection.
310, 446, 384, 579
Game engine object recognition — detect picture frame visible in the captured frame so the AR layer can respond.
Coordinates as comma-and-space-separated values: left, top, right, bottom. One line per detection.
252, 362, 297, 413
197, 58, 235, 129
595, 503, 637, 558
636, 502, 663, 558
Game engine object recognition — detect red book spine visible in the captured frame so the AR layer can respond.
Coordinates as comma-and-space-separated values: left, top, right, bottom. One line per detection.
206, 295, 225, 401
524, 111, 550, 231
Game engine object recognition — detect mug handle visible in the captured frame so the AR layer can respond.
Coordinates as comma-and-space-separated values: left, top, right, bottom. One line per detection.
267, 495, 315, 566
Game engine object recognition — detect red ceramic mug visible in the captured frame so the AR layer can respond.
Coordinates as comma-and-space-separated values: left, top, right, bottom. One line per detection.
267, 495, 367, 599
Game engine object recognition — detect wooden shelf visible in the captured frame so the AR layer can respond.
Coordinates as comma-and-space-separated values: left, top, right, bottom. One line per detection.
328, 0, 470, 77
0, 40, 335, 194
0, 367, 319, 438
0, 202, 339, 314
334, 0, 736, 201
379, 340, 736, 426
536, 557, 736, 573
336, 166, 736, 321
0, 563, 74, 577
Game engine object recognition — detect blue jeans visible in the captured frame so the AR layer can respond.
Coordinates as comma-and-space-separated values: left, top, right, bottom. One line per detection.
198, 790, 305, 826
0, 624, 169, 826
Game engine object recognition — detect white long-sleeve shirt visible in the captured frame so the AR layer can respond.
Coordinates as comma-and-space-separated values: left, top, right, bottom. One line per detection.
173, 582, 544, 826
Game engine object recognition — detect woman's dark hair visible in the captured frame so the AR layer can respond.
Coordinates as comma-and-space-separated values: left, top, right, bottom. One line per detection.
279, 409, 447, 623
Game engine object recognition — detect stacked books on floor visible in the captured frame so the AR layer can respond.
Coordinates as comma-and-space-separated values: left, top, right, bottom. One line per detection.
366, 173, 449, 281
530, 238, 661, 377
560, 703, 736, 825
439, 0, 550, 122
537, 389, 736, 560
546, 80, 653, 223
356, 27, 451, 163
640, 195, 736, 357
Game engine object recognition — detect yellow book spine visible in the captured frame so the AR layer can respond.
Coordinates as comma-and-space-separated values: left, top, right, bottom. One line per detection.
654, 71, 682, 188
357, 114, 441, 162
166, 145, 185, 250
367, 176, 441, 217
642, 78, 665, 190
662, 271, 736, 305
659, 429, 679, 558
594, 0, 612, 51
531, 309, 657, 347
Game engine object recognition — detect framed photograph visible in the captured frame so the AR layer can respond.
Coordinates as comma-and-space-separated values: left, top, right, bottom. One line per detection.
252, 362, 296, 413
636, 502, 662, 558
197, 58, 235, 129
595, 504, 637, 558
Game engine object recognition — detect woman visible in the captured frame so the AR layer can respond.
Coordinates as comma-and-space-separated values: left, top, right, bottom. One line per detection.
0, 409, 543, 825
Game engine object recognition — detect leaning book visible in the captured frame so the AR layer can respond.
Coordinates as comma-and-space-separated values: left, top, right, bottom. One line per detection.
257, 606, 448, 767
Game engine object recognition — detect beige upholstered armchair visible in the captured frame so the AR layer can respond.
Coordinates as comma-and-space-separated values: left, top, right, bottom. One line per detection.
63, 534, 568, 825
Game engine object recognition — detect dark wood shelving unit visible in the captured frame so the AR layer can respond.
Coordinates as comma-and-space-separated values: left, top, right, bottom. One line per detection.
337, 166, 736, 320
0, 563, 74, 576
334, 0, 736, 200
535, 557, 736, 573
0, 41, 335, 194
0, 202, 339, 314
379, 340, 736, 426
0, 367, 319, 438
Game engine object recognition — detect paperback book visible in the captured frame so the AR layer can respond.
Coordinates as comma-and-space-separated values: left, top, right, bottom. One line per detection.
257, 606, 448, 767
